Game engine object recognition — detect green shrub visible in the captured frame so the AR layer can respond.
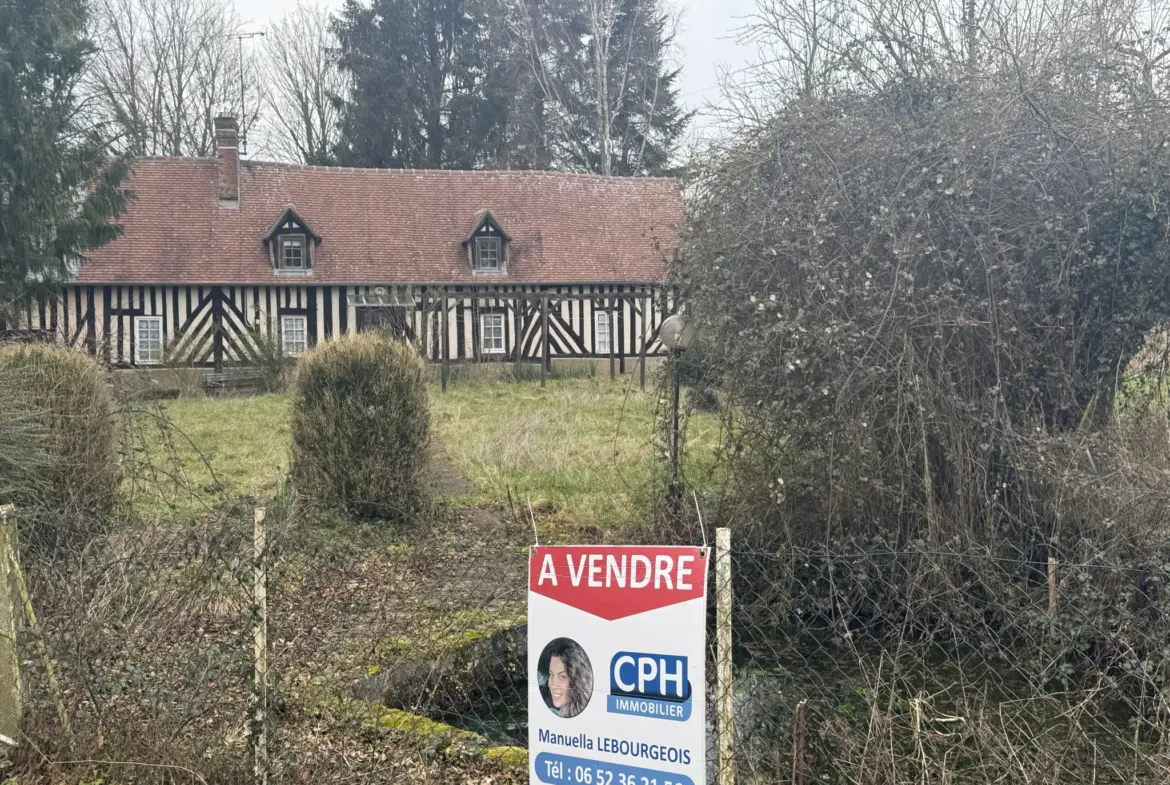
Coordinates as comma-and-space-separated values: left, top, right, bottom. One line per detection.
0, 343, 117, 549
291, 333, 429, 522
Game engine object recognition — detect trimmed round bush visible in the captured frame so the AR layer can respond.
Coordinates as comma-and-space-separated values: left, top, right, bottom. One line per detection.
291, 333, 429, 522
0, 343, 118, 549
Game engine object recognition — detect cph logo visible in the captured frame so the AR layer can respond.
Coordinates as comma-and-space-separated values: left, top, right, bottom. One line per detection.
610, 651, 691, 702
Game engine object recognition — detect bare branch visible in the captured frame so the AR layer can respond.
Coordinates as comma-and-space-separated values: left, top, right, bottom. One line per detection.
256, 2, 347, 164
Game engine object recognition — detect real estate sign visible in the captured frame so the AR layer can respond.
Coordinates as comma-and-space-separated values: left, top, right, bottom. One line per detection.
528, 545, 709, 785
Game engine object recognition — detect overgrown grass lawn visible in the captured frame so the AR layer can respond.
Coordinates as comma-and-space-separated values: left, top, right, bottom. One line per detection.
127, 394, 291, 515
140, 377, 720, 530
431, 377, 720, 530
78, 376, 722, 783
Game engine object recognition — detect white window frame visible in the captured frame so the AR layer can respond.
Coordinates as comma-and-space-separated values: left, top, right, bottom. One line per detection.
480, 312, 506, 354
595, 310, 611, 355
281, 314, 308, 357
135, 315, 164, 365
474, 236, 503, 273
280, 235, 306, 270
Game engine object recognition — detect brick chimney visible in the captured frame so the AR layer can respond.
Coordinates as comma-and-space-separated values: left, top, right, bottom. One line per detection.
214, 115, 240, 206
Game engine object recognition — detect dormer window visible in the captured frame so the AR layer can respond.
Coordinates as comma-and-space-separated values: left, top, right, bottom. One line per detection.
475, 237, 502, 272
464, 210, 510, 275
265, 206, 320, 276
281, 236, 306, 269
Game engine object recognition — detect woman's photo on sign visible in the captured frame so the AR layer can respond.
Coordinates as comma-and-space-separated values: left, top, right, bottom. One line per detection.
538, 637, 593, 718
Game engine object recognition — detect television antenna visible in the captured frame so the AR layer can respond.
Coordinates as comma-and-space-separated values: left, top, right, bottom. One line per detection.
233, 30, 266, 155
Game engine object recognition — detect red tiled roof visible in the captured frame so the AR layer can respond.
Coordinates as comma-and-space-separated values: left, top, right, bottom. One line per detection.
78, 158, 683, 285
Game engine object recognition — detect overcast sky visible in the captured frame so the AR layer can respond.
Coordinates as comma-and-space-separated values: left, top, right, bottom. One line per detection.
232, 0, 760, 140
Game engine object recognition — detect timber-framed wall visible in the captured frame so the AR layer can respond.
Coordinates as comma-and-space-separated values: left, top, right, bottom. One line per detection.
12, 282, 676, 371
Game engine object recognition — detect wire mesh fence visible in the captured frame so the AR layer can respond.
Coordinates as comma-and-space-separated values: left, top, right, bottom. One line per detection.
4, 424, 1170, 785
262, 507, 532, 783
725, 541, 1170, 785
11, 496, 264, 782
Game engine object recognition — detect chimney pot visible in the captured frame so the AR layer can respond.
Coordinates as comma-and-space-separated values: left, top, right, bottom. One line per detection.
214, 115, 239, 205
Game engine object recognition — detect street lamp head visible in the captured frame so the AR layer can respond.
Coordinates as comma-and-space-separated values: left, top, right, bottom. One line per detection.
659, 314, 696, 351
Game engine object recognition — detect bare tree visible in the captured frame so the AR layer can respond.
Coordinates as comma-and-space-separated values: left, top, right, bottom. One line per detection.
508, 0, 592, 170
731, 0, 1170, 114
259, 2, 347, 164
739, 0, 855, 101
87, 0, 259, 157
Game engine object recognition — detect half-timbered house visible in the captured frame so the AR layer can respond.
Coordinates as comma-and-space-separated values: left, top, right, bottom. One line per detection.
15, 117, 682, 371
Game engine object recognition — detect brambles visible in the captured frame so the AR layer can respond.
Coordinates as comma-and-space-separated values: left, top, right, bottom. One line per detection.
683, 72, 1170, 549
678, 17, 1170, 711
291, 332, 430, 522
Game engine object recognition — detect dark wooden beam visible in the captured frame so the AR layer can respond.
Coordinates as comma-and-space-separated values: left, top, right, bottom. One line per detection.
440, 291, 648, 303
441, 295, 449, 392
618, 293, 626, 375
212, 290, 224, 373
419, 290, 428, 358
541, 294, 549, 388
609, 296, 616, 380
514, 294, 523, 377
85, 288, 96, 353
640, 291, 649, 391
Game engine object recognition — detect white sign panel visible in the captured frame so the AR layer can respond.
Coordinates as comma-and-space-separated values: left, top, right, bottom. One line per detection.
528, 545, 709, 785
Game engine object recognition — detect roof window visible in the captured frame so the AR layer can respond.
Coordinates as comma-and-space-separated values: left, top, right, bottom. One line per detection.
463, 210, 509, 275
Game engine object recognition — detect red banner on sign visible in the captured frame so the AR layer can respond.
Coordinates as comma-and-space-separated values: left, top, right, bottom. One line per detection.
528, 546, 708, 621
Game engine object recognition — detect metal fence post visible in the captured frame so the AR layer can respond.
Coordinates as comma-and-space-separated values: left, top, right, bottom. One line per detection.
716, 527, 735, 785
252, 506, 268, 785
0, 505, 18, 749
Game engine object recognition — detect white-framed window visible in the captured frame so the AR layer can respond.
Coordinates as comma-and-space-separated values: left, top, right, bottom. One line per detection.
480, 312, 505, 354
281, 314, 308, 357
474, 236, 502, 272
595, 311, 611, 355
135, 316, 163, 364
280, 235, 306, 269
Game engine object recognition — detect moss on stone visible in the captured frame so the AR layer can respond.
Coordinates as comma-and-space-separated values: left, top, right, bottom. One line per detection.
373, 635, 414, 657
375, 708, 479, 742
373, 606, 525, 659
302, 675, 529, 765
482, 745, 528, 767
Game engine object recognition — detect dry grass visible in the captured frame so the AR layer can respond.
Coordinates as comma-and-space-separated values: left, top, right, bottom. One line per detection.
430, 375, 721, 533
17, 375, 720, 784
138, 377, 721, 532
123, 394, 291, 517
